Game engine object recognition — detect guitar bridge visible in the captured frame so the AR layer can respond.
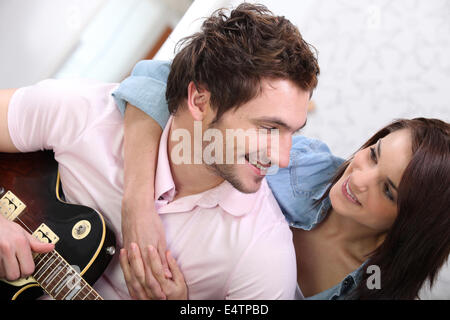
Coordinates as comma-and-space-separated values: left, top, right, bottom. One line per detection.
0, 191, 26, 221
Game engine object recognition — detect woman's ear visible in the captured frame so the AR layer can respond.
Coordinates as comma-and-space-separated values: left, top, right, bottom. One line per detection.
186, 81, 211, 121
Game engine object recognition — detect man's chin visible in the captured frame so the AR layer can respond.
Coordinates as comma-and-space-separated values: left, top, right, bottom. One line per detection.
230, 177, 264, 194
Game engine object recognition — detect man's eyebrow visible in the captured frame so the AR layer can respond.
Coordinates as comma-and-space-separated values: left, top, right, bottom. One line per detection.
253, 117, 307, 132
378, 139, 398, 192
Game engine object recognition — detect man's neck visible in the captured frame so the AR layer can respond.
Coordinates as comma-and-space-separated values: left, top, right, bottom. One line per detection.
167, 114, 224, 200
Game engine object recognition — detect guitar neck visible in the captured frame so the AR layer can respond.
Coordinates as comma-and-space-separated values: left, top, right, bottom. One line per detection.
32, 250, 103, 300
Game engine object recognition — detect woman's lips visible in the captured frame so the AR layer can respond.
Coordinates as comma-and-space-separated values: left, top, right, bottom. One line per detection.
342, 176, 362, 206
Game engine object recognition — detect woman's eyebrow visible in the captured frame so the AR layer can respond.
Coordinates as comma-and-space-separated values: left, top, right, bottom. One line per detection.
378, 139, 399, 192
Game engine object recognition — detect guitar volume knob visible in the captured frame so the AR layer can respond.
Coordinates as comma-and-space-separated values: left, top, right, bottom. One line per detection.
106, 246, 116, 256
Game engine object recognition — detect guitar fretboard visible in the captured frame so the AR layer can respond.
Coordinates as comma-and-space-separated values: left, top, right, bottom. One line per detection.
33, 250, 102, 300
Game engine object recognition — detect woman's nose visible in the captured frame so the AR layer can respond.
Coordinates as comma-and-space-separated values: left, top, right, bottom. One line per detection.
350, 152, 378, 192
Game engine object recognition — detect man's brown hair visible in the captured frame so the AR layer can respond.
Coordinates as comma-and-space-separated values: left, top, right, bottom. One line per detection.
166, 3, 320, 121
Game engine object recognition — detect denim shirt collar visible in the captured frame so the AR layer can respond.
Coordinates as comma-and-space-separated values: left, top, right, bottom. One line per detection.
306, 260, 367, 300
288, 182, 332, 231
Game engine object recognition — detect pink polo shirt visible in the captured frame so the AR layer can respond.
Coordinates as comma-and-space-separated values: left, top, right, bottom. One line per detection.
8, 78, 297, 300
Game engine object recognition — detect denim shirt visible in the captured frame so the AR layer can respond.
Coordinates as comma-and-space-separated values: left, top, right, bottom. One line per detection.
112, 60, 366, 300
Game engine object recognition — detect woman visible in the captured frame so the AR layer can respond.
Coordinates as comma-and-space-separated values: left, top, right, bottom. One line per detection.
114, 61, 449, 300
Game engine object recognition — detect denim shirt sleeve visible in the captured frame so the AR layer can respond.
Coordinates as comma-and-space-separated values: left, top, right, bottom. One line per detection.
266, 135, 345, 230
111, 60, 171, 129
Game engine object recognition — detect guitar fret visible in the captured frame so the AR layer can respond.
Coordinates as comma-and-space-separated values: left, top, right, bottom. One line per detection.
32, 251, 103, 300
34, 252, 58, 282
61, 273, 83, 300
33, 253, 49, 270
71, 286, 83, 300
51, 261, 78, 298
63, 276, 83, 300
81, 287, 92, 300
41, 259, 64, 286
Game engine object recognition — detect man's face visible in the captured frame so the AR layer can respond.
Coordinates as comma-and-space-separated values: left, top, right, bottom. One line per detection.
204, 78, 310, 193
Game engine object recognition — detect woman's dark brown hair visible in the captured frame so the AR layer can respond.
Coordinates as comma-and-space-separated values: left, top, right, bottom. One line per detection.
321, 118, 450, 299
165, 3, 320, 121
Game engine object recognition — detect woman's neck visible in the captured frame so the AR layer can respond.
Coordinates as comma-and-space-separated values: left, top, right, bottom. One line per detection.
318, 209, 386, 263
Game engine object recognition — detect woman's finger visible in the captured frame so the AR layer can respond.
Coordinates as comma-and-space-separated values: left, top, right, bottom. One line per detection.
128, 243, 146, 286
147, 245, 166, 283
129, 243, 166, 300
166, 250, 185, 284
119, 248, 147, 300
157, 241, 172, 279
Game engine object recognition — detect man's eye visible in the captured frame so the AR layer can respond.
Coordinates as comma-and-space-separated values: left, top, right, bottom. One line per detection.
260, 126, 277, 131
370, 147, 377, 163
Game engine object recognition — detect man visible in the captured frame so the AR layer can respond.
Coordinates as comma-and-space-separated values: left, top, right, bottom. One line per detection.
0, 3, 319, 299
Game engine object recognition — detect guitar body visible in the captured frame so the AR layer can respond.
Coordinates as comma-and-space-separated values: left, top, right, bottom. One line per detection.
0, 151, 116, 300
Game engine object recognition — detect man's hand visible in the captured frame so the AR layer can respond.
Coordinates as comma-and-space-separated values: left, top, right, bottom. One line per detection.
0, 215, 54, 281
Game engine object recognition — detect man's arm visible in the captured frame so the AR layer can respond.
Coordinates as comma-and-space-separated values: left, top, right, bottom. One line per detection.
0, 89, 20, 152
0, 88, 54, 281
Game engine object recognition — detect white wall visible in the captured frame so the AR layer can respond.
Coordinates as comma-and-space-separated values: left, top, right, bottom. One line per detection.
157, 0, 450, 158
0, 0, 191, 87
0, 0, 105, 88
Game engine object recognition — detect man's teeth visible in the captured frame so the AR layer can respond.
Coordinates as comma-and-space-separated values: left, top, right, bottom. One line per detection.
345, 180, 358, 203
245, 155, 269, 170
253, 162, 267, 170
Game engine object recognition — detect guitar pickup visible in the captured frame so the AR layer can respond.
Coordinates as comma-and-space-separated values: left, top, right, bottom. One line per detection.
33, 223, 59, 244
0, 191, 26, 222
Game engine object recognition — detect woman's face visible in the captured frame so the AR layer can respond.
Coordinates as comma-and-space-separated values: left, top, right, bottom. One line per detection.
329, 129, 413, 232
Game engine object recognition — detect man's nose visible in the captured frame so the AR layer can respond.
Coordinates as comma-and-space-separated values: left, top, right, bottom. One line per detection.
272, 134, 291, 168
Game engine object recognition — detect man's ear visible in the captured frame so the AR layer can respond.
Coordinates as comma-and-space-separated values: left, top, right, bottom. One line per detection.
186, 81, 211, 121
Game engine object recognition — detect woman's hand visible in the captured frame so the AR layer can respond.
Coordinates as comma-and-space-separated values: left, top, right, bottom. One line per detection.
119, 102, 171, 299
121, 196, 171, 299
120, 244, 188, 300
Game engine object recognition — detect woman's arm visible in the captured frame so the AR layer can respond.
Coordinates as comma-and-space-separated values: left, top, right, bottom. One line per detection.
120, 103, 170, 299
114, 60, 174, 299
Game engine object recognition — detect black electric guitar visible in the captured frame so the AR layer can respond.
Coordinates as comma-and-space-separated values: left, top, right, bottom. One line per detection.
0, 151, 116, 300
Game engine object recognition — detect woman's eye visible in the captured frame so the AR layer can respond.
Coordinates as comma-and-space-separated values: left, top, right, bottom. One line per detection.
370, 147, 377, 163
384, 184, 395, 202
